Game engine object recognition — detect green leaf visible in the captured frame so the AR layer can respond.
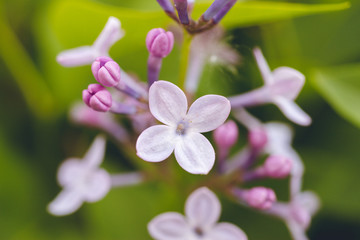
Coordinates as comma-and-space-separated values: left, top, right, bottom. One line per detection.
311, 64, 360, 128
192, 1, 350, 28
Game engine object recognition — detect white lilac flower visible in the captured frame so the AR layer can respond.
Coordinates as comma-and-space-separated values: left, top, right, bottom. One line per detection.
56, 17, 124, 67
47, 135, 111, 216
268, 191, 320, 240
148, 187, 248, 240
136, 80, 231, 174
229, 48, 311, 126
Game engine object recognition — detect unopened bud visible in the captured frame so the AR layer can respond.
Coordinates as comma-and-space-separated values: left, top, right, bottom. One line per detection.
91, 56, 121, 87
264, 155, 292, 178
146, 28, 174, 58
83, 84, 112, 112
246, 187, 276, 210
213, 120, 238, 149
248, 128, 268, 150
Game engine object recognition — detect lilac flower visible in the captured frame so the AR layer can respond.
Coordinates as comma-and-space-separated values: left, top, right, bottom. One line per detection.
229, 48, 311, 126
136, 80, 231, 174
47, 135, 111, 216
268, 191, 320, 240
57, 17, 124, 67
148, 187, 248, 240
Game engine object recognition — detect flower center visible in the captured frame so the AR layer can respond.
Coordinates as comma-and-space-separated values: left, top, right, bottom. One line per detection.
194, 226, 204, 237
176, 121, 188, 135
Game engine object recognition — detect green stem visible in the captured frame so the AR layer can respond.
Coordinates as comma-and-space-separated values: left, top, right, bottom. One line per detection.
0, 6, 55, 120
178, 31, 193, 90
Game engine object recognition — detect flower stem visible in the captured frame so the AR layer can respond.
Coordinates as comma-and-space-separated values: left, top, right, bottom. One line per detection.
178, 31, 192, 90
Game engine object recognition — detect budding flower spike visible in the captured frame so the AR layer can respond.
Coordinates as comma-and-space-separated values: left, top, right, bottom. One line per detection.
57, 17, 124, 67
228, 47, 312, 126
268, 191, 320, 240
146, 28, 174, 86
148, 187, 248, 240
136, 80, 231, 174
82, 84, 137, 114
48, 135, 111, 216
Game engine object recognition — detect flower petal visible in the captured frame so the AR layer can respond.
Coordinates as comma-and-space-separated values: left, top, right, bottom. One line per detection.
207, 222, 248, 240
186, 95, 231, 133
185, 187, 220, 230
271, 67, 305, 100
47, 189, 84, 216
83, 135, 106, 168
148, 212, 190, 240
136, 125, 177, 162
253, 47, 273, 85
149, 81, 188, 126
57, 158, 83, 187
175, 133, 215, 174
56, 46, 97, 67
295, 191, 320, 216
82, 169, 112, 202
93, 16, 124, 54
273, 97, 312, 126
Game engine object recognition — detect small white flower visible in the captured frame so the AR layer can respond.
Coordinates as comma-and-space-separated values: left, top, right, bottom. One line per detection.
136, 80, 231, 174
148, 187, 248, 240
47, 135, 111, 216
268, 191, 320, 240
56, 17, 124, 67
229, 48, 311, 126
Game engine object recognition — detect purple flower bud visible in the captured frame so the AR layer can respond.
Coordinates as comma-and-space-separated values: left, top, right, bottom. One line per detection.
83, 84, 112, 112
146, 28, 174, 58
213, 120, 238, 149
91, 56, 121, 87
246, 187, 276, 210
264, 155, 292, 178
248, 128, 268, 150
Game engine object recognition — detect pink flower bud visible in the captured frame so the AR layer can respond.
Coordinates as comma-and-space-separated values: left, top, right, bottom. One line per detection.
83, 84, 112, 112
264, 155, 292, 178
246, 187, 276, 210
146, 28, 174, 58
213, 120, 238, 149
248, 128, 268, 150
91, 56, 121, 87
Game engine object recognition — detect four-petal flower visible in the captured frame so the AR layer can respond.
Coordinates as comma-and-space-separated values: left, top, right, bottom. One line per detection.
136, 80, 231, 174
148, 187, 248, 240
229, 48, 311, 126
47, 135, 111, 216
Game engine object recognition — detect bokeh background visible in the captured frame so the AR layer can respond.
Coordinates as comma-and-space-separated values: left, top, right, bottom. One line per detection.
1, 0, 360, 239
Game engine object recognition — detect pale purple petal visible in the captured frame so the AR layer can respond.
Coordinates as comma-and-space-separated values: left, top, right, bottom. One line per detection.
93, 17, 124, 54
295, 191, 320, 215
47, 189, 84, 216
253, 47, 273, 85
186, 95, 231, 133
185, 187, 221, 229
149, 81, 188, 126
207, 222, 248, 240
136, 125, 177, 162
148, 212, 190, 240
272, 67, 305, 100
286, 220, 309, 240
273, 97, 312, 126
57, 158, 83, 187
175, 133, 215, 174
83, 135, 106, 167
82, 169, 112, 202
56, 46, 97, 67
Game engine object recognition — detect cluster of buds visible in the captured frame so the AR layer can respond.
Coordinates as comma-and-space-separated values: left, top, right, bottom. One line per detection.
157, 0, 237, 34
50, 1, 320, 238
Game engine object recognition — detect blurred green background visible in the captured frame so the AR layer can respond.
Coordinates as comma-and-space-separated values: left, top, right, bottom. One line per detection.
1, 0, 360, 239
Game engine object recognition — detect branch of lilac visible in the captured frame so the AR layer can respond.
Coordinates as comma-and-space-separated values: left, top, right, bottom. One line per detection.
50, 1, 319, 239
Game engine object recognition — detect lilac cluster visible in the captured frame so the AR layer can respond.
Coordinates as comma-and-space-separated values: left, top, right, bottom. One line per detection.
48, 1, 319, 240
